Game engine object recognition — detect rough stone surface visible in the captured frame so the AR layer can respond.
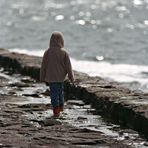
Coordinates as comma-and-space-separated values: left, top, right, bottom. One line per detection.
0, 48, 148, 138
0, 68, 133, 147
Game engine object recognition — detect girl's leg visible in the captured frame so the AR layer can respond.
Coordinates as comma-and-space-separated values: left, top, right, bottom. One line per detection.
58, 83, 64, 112
49, 83, 60, 117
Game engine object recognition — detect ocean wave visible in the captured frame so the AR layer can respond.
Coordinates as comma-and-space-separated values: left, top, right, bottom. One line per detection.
71, 58, 148, 84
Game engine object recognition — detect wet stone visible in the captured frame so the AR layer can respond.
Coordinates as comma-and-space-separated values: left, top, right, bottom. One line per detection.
41, 89, 50, 96
87, 109, 97, 114
144, 142, 148, 146
8, 82, 32, 88
18, 104, 50, 111
77, 116, 88, 120
8, 90, 16, 94
40, 119, 62, 126
67, 100, 85, 106
22, 93, 41, 98
20, 77, 35, 83
71, 140, 101, 146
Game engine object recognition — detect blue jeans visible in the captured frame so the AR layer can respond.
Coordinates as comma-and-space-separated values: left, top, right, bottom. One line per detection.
49, 82, 64, 108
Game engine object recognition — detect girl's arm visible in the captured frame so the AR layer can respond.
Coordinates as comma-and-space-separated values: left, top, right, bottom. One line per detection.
65, 53, 74, 83
40, 51, 47, 82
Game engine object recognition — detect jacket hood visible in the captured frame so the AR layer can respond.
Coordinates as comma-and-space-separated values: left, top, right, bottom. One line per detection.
49, 31, 64, 48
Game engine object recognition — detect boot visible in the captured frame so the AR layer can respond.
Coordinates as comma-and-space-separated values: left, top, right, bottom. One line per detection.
59, 106, 64, 112
53, 107, 60, 117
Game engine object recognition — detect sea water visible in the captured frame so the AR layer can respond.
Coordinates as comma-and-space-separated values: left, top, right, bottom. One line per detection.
0, 0, 148, 91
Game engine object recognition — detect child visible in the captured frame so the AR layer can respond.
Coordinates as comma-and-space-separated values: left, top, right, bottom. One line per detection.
40, 31, 74, 117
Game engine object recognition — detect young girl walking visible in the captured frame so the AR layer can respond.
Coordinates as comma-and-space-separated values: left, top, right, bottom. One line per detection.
40, 31, 74, 117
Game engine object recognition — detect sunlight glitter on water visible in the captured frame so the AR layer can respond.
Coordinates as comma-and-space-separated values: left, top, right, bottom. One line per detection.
133, 0, 143, 5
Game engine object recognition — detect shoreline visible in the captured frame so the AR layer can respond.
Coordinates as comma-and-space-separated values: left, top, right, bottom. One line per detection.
0, 48, 148, 138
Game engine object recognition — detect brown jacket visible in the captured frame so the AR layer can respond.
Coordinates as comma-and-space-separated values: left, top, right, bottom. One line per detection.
40, 32, 74, 83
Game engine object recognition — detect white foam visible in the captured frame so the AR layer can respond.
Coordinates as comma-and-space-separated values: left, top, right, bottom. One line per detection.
32, 16, 46, 21
55, 15, 64, 21
71, 58, 148, 85
8, 48, 148, 86
9, 48, 44, 57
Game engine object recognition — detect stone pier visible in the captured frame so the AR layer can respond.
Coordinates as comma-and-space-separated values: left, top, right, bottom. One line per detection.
0, 48, 148, 138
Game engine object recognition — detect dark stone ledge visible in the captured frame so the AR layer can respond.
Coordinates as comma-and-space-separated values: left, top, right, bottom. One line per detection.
0, 48, 148, 138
